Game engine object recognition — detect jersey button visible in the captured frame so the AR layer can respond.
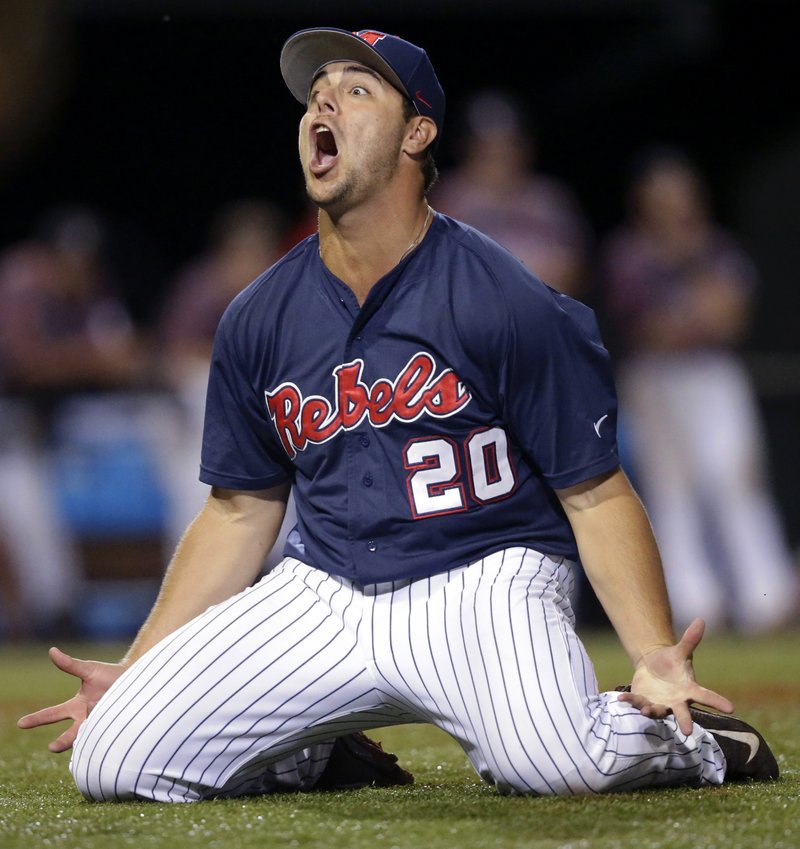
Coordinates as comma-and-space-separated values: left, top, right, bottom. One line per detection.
367, 540, 377, 552
359, 434, 370, 448
362, 474, 373, 487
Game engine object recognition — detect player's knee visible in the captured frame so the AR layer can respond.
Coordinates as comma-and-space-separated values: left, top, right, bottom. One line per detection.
70, 755, 124, 801
487, 749, 618, 797
70, 736, 141, 801
494, 773, 617, 797
484, 761, 572, 797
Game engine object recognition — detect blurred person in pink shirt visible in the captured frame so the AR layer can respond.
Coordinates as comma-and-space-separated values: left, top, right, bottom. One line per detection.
432, 89, 591, 299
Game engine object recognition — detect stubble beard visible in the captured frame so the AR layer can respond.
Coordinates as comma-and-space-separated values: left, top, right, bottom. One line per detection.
305, 126, 406, 220
305, 173, 359, 220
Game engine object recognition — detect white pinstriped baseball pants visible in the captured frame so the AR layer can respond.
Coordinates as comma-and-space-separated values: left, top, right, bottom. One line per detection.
70, 548, 725, 801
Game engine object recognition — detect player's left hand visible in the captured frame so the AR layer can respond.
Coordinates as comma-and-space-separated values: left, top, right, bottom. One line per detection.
617, 618, 734, 735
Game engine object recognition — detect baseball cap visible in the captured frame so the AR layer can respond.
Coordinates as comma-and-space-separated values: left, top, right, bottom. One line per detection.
280, 28, 445, 134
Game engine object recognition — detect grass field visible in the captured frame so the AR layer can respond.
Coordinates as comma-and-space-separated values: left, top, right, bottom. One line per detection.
1, 630, 798, 849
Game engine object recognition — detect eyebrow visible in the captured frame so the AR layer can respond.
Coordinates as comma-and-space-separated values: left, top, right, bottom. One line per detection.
309, 64, 387, 95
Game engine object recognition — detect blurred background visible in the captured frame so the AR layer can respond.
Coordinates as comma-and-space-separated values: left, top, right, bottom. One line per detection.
1, 0, 798, 640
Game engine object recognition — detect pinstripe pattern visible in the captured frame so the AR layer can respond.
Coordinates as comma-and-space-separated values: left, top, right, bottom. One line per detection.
70, 560, 407, 801
70, 549, 725, 801
363, 548, 723, 794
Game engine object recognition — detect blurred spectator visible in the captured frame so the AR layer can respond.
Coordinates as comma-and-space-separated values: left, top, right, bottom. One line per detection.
431, 89, 592, 298
0, 205, 146, 402
0, 397, 81, 638
600, 146, 799, 634
0, 205, 150, 638
156, 199, 296, 565
0, 512, 27, 639
158, 199, 286, 380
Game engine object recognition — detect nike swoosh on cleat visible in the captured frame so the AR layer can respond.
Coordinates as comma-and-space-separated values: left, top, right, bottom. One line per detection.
712, 729, 761, 763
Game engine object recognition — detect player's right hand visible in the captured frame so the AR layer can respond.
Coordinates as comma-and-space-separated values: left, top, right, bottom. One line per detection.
17, 646, 127, 753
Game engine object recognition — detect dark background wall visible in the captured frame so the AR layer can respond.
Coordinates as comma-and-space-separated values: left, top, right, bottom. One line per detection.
2, 0, 799, 541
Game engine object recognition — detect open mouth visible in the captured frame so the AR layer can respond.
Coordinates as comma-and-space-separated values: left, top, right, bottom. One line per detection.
310, 124, 339, 175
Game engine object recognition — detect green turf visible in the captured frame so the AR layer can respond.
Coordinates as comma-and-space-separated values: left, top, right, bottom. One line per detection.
2, 631, 798, 849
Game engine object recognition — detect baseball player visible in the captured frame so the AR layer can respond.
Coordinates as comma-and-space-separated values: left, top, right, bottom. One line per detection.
19, 27, 778, 801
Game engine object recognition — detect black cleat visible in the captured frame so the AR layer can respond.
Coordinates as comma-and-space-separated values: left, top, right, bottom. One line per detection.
614, 684, 779, 782
688, 705, 780, 782
314, 732, 415, 790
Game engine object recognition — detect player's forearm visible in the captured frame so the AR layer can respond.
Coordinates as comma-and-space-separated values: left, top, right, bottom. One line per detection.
557, 468, 676, 667
121, 485, 289, 667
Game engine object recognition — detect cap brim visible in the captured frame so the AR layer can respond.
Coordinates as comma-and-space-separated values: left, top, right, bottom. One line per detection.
280, 28, 408, 106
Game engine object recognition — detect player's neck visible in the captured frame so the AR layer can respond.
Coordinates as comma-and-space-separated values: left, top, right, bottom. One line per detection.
318, 197, 432, 305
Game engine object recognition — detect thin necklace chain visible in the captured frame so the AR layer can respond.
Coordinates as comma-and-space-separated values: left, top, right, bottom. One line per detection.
317, 204, 433, 263
399, 204, 433, 262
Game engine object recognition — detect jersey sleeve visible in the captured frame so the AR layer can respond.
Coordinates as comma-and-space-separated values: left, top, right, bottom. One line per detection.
199, 304, 293, 491
497, 273, 620, 490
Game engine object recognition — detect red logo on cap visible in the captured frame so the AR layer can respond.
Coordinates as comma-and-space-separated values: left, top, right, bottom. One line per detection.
355, 30, 387, 46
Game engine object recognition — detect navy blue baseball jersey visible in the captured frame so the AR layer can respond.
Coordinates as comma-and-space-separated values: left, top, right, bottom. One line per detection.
199, 212, 619, 582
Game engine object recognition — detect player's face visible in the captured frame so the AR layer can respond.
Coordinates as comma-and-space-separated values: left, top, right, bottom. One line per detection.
299, 62, 410, 215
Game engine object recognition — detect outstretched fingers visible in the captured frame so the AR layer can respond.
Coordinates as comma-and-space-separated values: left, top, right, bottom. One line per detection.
688, 684, 734, 717
48, 722, 82, 754
17, 694, 89, 752
47, 646, 92, 679
17, 648, 89, 728
617, 618, 735, 735
17, 700, 75, 730
676, 618, 706, 660
17, 646, 123, 753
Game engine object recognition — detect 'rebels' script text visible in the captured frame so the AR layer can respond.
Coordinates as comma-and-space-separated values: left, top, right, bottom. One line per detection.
266, 352, 472, 458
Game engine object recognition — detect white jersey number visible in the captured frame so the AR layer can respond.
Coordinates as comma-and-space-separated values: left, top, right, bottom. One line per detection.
404, 427, 516, 518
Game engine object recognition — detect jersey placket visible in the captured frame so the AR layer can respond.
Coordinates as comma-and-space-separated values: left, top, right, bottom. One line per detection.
340, 263, 413, 579
343, 295, 383, 577
319, 253, 419, 580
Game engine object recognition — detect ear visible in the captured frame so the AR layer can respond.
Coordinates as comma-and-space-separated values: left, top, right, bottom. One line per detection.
403, 116, 438, 156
